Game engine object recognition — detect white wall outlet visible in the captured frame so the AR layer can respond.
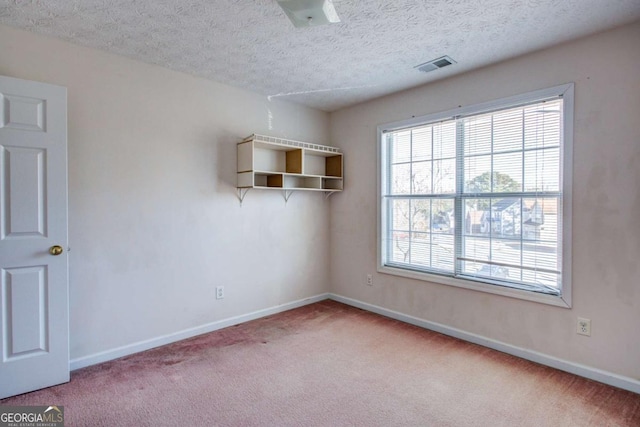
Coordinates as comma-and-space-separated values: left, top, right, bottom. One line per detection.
577, 317, 591, 336
366, 274, 373, 286
216, 286, 224, 300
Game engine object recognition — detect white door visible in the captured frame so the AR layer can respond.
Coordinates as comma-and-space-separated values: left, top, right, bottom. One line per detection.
0, 75, 69, 399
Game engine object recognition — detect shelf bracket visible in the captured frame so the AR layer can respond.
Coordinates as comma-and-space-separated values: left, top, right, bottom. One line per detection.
324, 191, 336, 200
237, 188, 251, 205
283, 190, 294, 203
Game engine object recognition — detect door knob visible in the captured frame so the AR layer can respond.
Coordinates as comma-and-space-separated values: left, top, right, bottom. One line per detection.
49, 245, 64, 256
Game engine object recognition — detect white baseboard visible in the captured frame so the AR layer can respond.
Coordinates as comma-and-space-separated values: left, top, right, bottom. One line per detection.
70, 291, 640, 395
69, 293, 330, 371
329, 293, 640, 395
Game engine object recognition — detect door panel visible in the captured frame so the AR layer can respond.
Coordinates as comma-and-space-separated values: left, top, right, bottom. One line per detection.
1, 94, 46, 132
2, 266, 48, 358
0, 75, 68, 399
2, 147, 47, 238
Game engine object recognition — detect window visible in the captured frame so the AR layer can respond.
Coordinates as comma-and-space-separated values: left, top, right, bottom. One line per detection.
378, 84, 573, 306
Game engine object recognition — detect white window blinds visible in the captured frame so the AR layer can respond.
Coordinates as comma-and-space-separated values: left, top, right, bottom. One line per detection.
380, 86, 572, 298
456, 98, 563, 293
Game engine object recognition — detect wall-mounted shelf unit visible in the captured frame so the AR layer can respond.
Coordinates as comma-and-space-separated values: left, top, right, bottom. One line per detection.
237, 134, 343, 203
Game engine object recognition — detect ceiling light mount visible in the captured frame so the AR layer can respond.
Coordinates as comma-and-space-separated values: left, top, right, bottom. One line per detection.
415, 56, 457, 73
277, 0, 341, 28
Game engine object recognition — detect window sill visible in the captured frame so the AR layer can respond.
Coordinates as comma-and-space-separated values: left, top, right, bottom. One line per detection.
377, 264, 571, 308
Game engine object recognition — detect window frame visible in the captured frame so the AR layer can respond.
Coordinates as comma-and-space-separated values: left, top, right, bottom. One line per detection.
377, 84, 574, 308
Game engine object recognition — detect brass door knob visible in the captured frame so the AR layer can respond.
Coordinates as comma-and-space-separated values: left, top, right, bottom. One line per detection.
49, 245, 64, 256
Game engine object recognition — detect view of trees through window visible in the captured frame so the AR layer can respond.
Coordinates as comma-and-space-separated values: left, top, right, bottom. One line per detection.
384, 98, 563, 294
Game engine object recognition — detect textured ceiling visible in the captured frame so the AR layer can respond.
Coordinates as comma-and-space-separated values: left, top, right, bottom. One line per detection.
2, 0, 640, 111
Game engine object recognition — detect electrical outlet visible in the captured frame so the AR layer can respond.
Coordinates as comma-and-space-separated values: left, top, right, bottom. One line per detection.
577, 317, 591, 336
216, 286, 224, 300
366, 274, 373, 286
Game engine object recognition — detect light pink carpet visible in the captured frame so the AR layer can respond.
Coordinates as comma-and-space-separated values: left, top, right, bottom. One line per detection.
2, 300, 639, 426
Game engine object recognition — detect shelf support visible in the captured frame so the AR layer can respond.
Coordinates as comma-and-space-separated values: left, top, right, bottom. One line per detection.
283, 190, 294, 203
237, 188, 251, 205
324, 191, 336, 200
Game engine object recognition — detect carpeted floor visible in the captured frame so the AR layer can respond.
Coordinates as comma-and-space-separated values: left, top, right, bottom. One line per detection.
2, 300, 639, 426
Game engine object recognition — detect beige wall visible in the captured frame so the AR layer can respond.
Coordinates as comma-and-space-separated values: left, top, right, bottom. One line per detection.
329, 21, 640, 379
0, 25, 330, 361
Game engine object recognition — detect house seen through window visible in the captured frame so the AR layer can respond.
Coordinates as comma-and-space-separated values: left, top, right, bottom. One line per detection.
378, 85, 573, 304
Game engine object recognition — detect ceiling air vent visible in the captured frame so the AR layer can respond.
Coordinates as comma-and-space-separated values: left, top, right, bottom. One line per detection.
415, 56, 456, 73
